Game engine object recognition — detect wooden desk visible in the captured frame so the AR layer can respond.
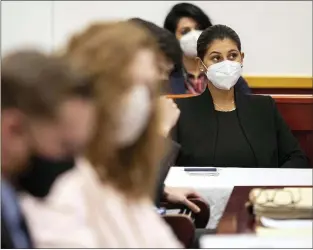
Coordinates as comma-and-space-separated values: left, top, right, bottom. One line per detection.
217, 186, 313, 235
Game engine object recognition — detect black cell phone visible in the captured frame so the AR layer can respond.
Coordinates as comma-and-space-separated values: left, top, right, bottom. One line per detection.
184, 167, 217, 172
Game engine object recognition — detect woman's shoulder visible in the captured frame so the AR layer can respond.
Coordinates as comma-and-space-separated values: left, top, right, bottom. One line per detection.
47, 160, 85, 198
239, 93, 275, 107
236, 94, 278, 121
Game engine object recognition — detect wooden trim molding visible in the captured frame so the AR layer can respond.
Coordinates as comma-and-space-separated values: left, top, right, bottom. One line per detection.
243, 76, 312, 89
167, 94, 313, 102
258, 94, 313, 103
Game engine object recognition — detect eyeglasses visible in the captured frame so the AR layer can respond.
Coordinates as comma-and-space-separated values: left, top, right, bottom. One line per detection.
250, 188, 302, 207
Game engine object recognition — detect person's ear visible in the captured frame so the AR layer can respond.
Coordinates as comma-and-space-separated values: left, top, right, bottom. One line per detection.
2, 109, 27, 137
241, 52, 245, 64
2, 110, 32, 174
2, 109, 29, 157
196, 57, 205, 72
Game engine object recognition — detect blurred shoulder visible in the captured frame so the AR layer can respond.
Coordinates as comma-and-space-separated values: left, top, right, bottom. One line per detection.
20, 159, 97, 248
38, 157, 98, 206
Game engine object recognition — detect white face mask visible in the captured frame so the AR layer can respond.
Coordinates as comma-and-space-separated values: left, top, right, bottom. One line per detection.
115, 85, 151, 147
203, 60, 243, 90
179, 30, 203, 57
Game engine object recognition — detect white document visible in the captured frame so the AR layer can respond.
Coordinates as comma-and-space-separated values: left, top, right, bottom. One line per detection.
257, 227, 313, 238
260, 216, 313, 229
200, 235, 313, 249
165, 167, 313, 188
164, 167, 312, 230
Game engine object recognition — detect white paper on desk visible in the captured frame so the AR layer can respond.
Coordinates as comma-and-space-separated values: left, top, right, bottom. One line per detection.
165, 167, 313, 187
257, 227, 313, 237
203, 187, 233, 229
165, 168, 234, 188
260, 216, 313, 229
200, 235, 313, 249
164, 168, 234, 229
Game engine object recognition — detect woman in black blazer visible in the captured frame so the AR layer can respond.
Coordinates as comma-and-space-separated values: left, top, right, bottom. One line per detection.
172, 25, 309, 168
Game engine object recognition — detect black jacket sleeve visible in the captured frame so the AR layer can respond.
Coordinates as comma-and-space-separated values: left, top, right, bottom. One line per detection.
271, 98, 310, 168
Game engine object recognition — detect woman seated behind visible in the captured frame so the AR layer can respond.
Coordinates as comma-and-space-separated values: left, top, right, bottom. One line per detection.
164, 3, 251, 94
20, 21, 181, 248
172, 24, 308, 168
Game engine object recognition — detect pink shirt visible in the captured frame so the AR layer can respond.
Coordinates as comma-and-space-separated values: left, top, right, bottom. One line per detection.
20, 158, 182, 248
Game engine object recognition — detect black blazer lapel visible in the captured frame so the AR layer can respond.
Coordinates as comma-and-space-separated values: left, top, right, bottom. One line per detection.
176, 87, 218, 165
235, 92, 272, 167
198, 88, 219, 164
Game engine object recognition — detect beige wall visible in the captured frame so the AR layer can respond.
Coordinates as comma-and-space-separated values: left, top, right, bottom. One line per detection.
2, 1, 312, 76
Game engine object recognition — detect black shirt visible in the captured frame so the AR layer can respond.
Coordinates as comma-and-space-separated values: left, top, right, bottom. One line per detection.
214, 110, 256, 167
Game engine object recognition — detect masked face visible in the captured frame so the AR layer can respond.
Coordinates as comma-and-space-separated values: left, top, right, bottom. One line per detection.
17, 155, 75, 197
2, 98, 95, 177
175, 17, 203, 58
179, 30, 203, 58
115, 84, 152, 146
202, 60, 242, 90
113, 49, 157, 147
199, 38, 244, 90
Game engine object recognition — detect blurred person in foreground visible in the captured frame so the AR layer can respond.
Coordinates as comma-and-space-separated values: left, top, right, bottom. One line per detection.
130, 17, 185, 94
20, 21, 182, 248
130, 18, 202, 213
1, 51, 95, 248
18, 18, 202, 217
164, 2, 250, 94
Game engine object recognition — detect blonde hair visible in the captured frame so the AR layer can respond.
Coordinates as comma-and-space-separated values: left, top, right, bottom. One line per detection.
64, 21, 164, 199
